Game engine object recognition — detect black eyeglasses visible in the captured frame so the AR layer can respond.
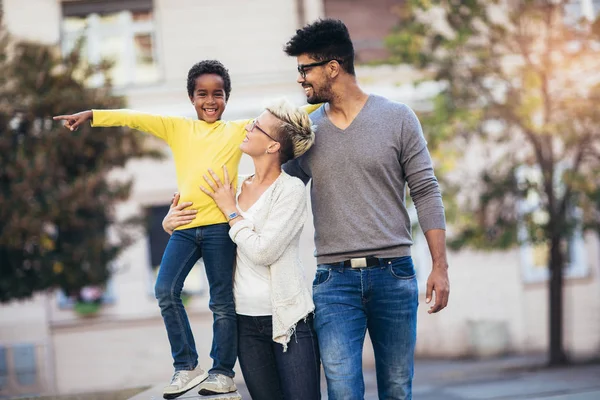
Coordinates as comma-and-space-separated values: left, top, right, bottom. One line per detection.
297, 59, 344, 79
249, 119, 279, 142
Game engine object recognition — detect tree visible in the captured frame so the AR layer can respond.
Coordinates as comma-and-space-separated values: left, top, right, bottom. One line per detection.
0, 27, 161, 303
386, 0, 600, 365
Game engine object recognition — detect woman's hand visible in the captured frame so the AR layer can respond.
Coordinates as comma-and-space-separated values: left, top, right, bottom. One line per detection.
162, 193, 197, 235
200, 166, 237, 218
53, 110, 93, 131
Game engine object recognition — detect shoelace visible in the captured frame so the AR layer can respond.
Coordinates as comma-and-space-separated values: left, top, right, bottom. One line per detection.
170, 370, 189, 385
205, 374, 226, 385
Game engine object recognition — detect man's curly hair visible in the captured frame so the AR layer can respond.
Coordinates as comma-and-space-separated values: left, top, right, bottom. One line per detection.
284, 18, 355, 76
186, 60, 232, 100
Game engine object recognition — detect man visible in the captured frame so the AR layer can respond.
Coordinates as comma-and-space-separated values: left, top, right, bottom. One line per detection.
282, 19, 450, 400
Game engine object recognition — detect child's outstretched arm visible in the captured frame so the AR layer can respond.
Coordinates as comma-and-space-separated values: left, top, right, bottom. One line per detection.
54, 109, 177, 143
53, 110, 93, 131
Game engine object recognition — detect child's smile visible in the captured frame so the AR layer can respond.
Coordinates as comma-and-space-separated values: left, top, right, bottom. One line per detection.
190, 73, 227, 123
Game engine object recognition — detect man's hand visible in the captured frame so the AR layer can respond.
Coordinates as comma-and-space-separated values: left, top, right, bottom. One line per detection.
425, 261, 449, 314
423, 228, 450, 314
53, 110, 93, 131
162, 193, 197, 235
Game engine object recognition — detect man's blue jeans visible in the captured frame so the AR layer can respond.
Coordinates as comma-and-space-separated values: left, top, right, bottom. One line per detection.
154, 224, 237, 376
313, 256, 418, 400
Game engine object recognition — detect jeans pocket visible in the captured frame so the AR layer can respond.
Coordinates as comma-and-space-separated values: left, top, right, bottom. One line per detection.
389, 256, 416, 280
312, 268, 331, 287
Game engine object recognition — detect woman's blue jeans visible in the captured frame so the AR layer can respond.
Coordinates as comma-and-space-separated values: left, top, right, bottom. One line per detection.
237, 314, 321, 400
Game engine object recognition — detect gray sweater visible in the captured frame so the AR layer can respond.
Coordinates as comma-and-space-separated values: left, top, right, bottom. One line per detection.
283, 94, 446, 264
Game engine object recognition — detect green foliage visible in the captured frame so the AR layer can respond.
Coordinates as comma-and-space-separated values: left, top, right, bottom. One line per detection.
0, 28, 162, 302
386, 0, 600, 251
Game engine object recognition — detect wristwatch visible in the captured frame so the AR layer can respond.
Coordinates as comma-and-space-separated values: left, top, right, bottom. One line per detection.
227, 211, 240, 221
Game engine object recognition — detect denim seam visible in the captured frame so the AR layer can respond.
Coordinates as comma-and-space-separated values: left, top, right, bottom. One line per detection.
360, 270, 366, 304
308, 323, 320, 391
313, 268, 333, 288
170, 241, 199, 370
389, 264, 417, 280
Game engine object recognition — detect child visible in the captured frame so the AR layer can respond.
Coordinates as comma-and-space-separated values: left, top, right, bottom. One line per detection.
55, 60, 250, 398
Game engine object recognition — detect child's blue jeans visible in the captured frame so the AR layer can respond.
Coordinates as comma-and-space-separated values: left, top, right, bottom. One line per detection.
154, 223, 237, 376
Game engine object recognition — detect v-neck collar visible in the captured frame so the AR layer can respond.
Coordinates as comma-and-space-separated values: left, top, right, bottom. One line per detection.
322, 94, 372, 133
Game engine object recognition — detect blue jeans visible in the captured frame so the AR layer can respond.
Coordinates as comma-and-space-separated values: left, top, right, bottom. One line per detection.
237, 314, 321, 400
154, 224, 237, 376
313, 256, 418, 400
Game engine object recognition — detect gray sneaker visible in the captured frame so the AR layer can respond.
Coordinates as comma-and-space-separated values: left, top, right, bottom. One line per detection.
163, 366, 208, 399
198, 373, 237, 395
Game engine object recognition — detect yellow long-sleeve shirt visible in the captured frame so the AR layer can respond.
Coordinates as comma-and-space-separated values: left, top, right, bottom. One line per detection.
92, 105, 319, 230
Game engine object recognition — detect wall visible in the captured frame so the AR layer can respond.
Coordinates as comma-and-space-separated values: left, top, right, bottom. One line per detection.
3, 0, 61, 44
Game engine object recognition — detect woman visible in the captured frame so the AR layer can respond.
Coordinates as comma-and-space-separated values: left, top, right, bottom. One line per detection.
163, 99, 320, 400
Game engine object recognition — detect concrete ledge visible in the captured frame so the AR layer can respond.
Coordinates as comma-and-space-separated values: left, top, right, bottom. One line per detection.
128, 385, 242, 400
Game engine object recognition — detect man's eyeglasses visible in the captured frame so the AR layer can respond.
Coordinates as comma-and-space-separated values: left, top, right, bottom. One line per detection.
249, 119, 279, 142
297, 59, 344, 79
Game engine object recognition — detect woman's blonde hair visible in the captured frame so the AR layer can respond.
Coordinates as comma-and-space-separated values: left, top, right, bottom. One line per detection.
265, 99, 315, 164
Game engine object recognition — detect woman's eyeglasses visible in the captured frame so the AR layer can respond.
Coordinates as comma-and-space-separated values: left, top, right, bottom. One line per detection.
249, 119, 279, 142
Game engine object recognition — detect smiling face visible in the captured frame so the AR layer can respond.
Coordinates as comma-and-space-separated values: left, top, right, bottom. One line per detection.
296, 54, 335, 104
240, 111, 281, 158
189, 73, 227, 123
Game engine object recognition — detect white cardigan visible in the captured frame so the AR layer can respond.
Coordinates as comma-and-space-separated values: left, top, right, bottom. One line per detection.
229, 171, 314, 350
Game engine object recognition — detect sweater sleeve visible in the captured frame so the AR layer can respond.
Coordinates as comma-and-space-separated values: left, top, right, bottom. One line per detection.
229, 180, 307, 266
400, 106, 446, 232
300, 103, 323, 114
91, 109, 177, 144
282, 158, 310, 184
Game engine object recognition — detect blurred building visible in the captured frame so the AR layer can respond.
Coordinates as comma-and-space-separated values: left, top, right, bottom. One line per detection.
1, 0, 599, 397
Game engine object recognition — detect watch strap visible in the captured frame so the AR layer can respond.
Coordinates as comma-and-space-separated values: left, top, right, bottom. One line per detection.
227, 211, 239, 221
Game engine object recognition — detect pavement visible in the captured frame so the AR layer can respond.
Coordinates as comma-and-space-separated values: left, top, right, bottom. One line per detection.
130, 355, 600, 399
407, 356, 600, 400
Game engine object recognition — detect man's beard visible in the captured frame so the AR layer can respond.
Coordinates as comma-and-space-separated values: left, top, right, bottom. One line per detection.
306, 82, 333, 104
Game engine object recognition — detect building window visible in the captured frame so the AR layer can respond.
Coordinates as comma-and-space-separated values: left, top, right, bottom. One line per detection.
12, 345, 36, 387
60, 0, 160, 87
323, 0, 399, 62
0, 344, 44, 397
0, 346, 7, 391
146, 205, 208, 297
516, 166, 588, 283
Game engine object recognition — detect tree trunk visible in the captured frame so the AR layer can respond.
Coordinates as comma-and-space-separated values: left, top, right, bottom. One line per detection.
548, 234, 568, 366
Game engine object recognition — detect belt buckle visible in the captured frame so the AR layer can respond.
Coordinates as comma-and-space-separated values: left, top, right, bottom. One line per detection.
350, 257, 367, 269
